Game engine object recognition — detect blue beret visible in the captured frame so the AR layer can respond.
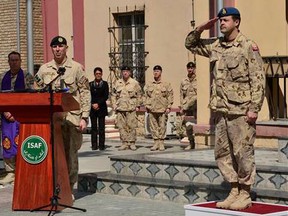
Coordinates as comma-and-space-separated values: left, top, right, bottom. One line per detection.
217, 7, 240, 18
153, 65, 162, 71
121, 66, 131, 71
50, 36, 67, 47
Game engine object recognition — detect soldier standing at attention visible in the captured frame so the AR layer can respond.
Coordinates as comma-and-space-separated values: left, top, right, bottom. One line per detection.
185, 7, 265, 210
111, 66, 142, 151
35, 36, 91, 200
179, 62, 197, 150
144, 65, 174, 151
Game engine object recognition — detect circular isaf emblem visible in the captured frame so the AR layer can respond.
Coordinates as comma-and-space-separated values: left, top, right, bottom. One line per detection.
21, 135, 48, 164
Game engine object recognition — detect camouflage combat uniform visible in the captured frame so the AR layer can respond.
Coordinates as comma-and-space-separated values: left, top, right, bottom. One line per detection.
110, 77, 142, 146
180, 74, 197, 148
144, 80, 173, 150
35, 58, 90, 190
185, 30, 265, 185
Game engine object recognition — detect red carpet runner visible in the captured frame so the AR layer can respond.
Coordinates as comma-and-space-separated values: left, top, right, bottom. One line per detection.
193, 202, 288, 214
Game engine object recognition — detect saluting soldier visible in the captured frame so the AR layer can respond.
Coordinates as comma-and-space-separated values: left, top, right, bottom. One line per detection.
35, 36, 91, 200
144, 65, 174, 151
185, 7, 265, 210
179, 61, 197, 150
110, 66, 142, 151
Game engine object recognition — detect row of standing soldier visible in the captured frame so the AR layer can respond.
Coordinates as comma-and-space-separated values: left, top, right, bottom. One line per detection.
107, 63, 197, 152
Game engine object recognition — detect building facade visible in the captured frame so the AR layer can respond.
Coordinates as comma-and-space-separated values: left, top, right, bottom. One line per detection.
1, 0, 287, 147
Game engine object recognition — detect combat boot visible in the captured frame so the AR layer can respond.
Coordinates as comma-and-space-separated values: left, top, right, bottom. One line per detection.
229, 184, 252, 210
0, 172, 15, 186
159, 139, 165, 151
118, 142, 129, 151
129, 142, 137, 151
216, 182, 239, 209
150, 140, 159, 151
184, 145, 192, 150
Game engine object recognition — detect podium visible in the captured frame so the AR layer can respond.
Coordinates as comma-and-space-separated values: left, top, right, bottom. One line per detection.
0, 92, 79, 210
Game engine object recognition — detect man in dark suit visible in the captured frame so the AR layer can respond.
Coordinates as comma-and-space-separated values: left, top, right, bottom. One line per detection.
89, 67, 109, 150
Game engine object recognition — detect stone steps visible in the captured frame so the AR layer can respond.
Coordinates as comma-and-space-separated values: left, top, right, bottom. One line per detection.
78, 149, 288, 205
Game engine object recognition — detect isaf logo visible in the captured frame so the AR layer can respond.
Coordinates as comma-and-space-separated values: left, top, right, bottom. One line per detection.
21, 135, 48, 164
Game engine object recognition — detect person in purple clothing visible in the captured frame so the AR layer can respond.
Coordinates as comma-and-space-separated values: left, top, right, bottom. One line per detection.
0, 51, 34, 186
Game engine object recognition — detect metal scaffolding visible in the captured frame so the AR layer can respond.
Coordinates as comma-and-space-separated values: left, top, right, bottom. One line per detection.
108, 6, 148, 90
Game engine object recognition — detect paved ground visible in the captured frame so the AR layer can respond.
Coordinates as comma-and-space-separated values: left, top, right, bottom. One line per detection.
0, 135, 187, 216
0, 134, 284, 216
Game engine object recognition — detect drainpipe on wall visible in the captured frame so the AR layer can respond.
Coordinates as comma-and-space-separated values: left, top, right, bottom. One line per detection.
16, 0, 20, 52
27, 0, 34, 74
217, 0, 223, 37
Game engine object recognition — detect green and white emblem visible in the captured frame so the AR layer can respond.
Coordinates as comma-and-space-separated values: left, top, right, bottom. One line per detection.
21, 135, 48, 164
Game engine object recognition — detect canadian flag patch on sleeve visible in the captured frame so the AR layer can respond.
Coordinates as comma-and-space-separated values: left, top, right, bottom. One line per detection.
252, 44, 259, 52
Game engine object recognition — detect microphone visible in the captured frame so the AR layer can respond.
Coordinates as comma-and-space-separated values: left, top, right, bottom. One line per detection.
57, 67, 66, 75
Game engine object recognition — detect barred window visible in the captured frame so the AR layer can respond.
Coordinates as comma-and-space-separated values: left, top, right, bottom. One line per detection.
108, 11, 148, 88
263, 56, 288, 120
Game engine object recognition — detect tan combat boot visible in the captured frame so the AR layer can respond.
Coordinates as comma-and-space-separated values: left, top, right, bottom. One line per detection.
184, 145, 192, 150
216, 182, 239, 209
150, 140, 159, 151
118, 142, 129, 151
229, 184, 252, 210
158, 139, 165, 151
0, 172, 15, 185
129, 142, 137, 151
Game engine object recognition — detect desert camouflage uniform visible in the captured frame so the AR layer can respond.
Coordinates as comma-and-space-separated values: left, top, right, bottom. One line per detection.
110, 77, 142, 143
35, 58, 90, 190
185, 30, 265, 185
144, 81, 173, 140
180, 75, 197, 147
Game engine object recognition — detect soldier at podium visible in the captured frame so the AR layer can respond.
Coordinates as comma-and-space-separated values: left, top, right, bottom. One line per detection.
0, 51, 34, 186
34, 36, 91, 200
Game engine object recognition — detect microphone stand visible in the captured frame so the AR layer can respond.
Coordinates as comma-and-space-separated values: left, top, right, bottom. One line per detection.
31, 68, 86, 215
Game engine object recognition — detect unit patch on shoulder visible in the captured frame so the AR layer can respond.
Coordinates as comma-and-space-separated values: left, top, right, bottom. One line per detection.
252, 44, 259, 52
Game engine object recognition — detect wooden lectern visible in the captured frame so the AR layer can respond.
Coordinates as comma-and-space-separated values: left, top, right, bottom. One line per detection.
0, 92, 79, 210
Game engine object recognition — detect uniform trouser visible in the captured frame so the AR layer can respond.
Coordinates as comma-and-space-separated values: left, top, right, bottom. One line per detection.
214, 113, 256, 185
148, 112, 167, 140
116, 111, 137, 142
90, 115, 105, 148
4, 158, 15, 172
61, 120, 83, 191
180, 111, 195, 144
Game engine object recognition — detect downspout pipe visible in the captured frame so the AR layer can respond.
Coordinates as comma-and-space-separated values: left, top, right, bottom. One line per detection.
27, 0, 34, 74
217, 0, 223, 37
16, 0, 20, 52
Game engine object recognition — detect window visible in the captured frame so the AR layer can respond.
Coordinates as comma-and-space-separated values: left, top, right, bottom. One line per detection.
263, 56, 288, 120
108, 11, 148, 88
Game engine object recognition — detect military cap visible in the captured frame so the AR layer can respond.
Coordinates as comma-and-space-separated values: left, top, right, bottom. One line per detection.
121, 65, 131, 71
50, 36, 67, 47
153, 65, 162, 71
217, 7, 240, 18
186, 62, 196, 68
